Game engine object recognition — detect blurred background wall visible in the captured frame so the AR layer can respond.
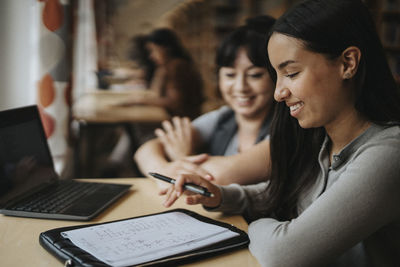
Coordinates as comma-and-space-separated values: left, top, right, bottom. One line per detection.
93, 0, 295, 110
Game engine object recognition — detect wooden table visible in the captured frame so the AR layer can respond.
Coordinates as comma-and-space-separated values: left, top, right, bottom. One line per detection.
72, 90, 170, 123
71, 90, 170, 178
0, 178, 260, 267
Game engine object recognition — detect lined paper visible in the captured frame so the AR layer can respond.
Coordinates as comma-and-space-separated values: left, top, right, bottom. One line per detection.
61, 211, 239, 267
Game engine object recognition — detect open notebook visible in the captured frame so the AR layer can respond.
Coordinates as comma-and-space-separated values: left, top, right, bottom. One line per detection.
0, 105, 131, 220
40, 209, 250, 266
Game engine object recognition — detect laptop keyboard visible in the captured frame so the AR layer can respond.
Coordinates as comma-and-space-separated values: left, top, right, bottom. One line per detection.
10, 182, 100, 213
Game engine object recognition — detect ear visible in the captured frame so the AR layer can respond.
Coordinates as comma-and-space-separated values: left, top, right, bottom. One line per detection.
341, 46, 361, 80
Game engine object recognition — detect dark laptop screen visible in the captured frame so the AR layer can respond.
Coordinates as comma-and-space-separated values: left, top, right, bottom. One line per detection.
0, 106, 57, 207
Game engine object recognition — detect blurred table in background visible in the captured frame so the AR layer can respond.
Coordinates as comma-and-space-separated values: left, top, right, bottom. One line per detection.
72, 90, 170, 178
73, 90, 169, 123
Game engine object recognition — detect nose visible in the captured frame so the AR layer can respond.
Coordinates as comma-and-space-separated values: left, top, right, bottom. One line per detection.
232, 74, 249, 93
274, 81, 290, 102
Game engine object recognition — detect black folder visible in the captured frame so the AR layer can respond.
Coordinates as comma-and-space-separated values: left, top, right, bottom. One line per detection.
39, 209, 250, 266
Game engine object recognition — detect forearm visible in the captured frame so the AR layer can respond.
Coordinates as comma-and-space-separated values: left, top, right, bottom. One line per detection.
134, 138, 212, 187
201, 139, 271, 185
134, 139, 169, 177
209, 182, 270, 216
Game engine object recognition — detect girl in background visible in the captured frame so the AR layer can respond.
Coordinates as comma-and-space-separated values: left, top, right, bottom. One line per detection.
122, 28, 204, 120
135, 16, 277, 185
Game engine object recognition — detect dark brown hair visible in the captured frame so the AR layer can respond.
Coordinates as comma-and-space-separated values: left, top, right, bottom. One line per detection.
266, 0, 400, 220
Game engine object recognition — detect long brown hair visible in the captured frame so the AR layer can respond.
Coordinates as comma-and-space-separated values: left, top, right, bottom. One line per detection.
266, 0, 400, 220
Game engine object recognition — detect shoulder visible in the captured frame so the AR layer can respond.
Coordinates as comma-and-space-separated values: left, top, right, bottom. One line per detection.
330, 124, 400, 216
192, 106, 232, 127
167, 58, 191, 70
344, 124, 400, 186
375, 123, 400, 140
195, 106, 233, 123
359, 124, 400, 151
191, 106, 233, 141
212, 105, 235, 119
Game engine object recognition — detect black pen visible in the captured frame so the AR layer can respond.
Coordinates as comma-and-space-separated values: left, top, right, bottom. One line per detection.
149, 172, 214, 197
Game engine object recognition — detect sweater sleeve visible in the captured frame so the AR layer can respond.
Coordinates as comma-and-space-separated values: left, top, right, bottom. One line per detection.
247, 140, 400, 267
207, 182, 271, 221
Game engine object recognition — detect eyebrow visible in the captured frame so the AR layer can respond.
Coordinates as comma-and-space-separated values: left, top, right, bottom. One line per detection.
220, 65, 265, 71
277, 60, 296, 70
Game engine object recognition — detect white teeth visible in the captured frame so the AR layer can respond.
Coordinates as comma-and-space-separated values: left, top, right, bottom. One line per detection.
290, 102, 304, 112
235, 96, 252, 104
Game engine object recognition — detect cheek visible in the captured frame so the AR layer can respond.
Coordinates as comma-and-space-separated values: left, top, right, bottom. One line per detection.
218, 78, 232, 96
250, 79, 275, 98
305, 74, 341, 104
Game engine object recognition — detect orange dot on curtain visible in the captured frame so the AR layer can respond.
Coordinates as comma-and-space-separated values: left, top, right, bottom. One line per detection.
41, 0, 63, 32
38, 74, 55, 107
38, 106, 55, 138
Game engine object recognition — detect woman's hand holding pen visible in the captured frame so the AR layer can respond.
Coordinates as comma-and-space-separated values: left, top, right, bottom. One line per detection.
159, 173, 221, 209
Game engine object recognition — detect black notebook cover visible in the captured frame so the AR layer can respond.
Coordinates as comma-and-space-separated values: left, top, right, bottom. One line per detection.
39, 209, 250, 266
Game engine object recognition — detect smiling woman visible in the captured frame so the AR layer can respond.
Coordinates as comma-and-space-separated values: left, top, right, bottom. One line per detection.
134, 15, 277, 186
269, 33, 357, 129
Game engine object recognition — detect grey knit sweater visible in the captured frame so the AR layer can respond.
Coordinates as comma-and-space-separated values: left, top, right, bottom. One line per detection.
213, 124, 400, 267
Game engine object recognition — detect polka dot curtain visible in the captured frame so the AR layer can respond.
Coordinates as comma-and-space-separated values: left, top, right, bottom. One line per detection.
37, 0, 72, 174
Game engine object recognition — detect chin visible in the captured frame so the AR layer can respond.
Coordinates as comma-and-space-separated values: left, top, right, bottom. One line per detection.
297, 119, 313, 129
298, 119, 323, 129
233, 106, 251, 113
236, 108, 258, 117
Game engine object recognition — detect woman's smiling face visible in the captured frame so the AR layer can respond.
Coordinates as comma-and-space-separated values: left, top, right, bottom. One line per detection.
218, 48, 274, 119
268, 33, 354, 129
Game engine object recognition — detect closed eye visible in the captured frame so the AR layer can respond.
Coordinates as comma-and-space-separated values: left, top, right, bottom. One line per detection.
247, 73, 264, 78
224, 73, 236, 78
285, 72, 299, 78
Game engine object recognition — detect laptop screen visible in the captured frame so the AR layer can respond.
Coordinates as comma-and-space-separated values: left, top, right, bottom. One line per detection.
0, 106, 58, 207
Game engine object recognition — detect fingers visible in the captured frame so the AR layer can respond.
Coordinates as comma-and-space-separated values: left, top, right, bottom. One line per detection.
159, 185, 181, 208
155, 117, 193, 160
186, 153, 209, 164
174, 117, 191, 141
159, 117, 190, 140
204, 175, 215, 181
182, 154, 214, 179
162, 185, 180, 208
172, 116, 184, 140
182, 117, 191, 137
154, 128, 168, 144
158, 173, 221, 208
174, 173, 213, 197
158, 187, 168, 196
177, 159, 213, 179
186, 195, 207, 205
175, 173, 222, 208
162, 120, 175, 136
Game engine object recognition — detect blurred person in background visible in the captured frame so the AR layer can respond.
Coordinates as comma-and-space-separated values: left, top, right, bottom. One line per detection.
119, 28, 204, 120
105, 28, 204, 177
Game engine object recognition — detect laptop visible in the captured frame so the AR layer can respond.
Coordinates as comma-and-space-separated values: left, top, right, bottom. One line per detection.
0, 105, 131, 221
